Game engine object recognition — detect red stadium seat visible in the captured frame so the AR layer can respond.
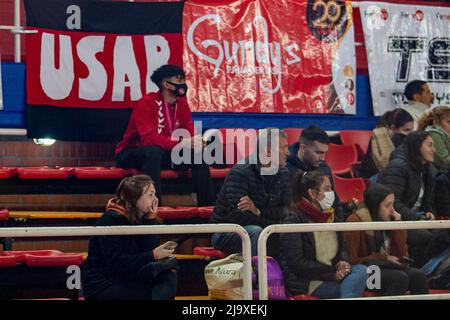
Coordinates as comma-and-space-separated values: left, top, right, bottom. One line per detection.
0, 167, 17, 179
172, 206, 213, 219
325, 144, 358, 176
193, 247, 227, 259
209, 168, 230, 179
0, 255, 16, 267
0, 209, 9, 221
333, 175, 366, 203
429, 289, 450, 294
125, 168, 186, 179
157, 207, 197, 220
73, 167, 125, 179
196, 206, 214, 219
289, 295, 320, 300
16, 167, 72, 179
283, 128, 303, 145
340, 130, 372, 160
363, 290, 379, 297
2, 250, 83, 266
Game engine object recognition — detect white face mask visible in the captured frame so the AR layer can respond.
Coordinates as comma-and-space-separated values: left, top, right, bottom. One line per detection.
319, 191, 335, 210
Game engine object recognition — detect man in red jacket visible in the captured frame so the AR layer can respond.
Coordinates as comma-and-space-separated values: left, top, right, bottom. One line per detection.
115, 64, 215, 206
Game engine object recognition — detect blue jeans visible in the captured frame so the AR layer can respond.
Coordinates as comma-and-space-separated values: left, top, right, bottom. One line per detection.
211, 225, 263, 256
312, 264, 368, 299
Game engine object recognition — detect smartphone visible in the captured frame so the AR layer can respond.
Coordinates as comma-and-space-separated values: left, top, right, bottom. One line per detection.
400, 256, 415, 264
164, 241, 178, 251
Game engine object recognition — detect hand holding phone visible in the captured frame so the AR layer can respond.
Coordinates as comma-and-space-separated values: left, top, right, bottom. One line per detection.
163, 241, 178, 251
399, 256, 414, 264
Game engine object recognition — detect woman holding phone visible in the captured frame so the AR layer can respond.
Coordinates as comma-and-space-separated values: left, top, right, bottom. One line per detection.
83, 175, 178, 300
344, 184, 428, 296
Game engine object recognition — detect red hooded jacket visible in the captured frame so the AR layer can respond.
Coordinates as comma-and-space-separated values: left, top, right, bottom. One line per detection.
115, 92, 195, 155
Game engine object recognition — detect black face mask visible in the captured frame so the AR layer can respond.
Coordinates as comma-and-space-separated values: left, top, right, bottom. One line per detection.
166, 81, 188, 97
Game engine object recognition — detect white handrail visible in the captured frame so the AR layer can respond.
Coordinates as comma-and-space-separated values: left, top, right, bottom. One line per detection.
0, 223, 253, 300
14, 0, 21, 63
257, 220, 450, 300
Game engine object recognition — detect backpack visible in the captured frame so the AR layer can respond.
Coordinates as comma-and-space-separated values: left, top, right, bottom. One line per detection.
251, 256, 287, 300
428, 251, 450, 290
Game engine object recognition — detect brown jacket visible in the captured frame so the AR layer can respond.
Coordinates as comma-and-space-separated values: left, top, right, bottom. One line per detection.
344, 208, 408, 265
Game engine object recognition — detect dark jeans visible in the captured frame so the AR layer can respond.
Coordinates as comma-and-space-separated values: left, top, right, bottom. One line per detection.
116, 146, 216, 206
372, 268, 429, 296
312, 264, 368, 299
407, 229, 435, 267
211, 225, 280, 258
94, 270, 177, 300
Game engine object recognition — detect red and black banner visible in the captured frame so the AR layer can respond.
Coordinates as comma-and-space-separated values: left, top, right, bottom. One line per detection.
25, 0, 184, 141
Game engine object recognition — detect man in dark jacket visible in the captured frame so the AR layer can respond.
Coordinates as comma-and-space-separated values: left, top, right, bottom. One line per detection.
210, 129, 291, 256
435, 168, 450, 218
286, 125, 345, 221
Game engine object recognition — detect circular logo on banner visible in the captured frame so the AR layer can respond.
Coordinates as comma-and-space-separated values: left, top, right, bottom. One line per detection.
414, 10, 424, 22
364, 5, 389, 30
380, 8, 389, 20
346, 92, 355, 105
306, 0, 348, 42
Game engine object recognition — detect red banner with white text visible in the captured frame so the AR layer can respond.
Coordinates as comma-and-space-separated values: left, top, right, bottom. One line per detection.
183, 0, 356, 114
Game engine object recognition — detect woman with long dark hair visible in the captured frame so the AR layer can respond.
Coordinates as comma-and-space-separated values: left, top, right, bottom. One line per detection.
378, 131, 437, 266
279, 170, 368, 299
83, 175, 178, 300
344, 184, 428, 296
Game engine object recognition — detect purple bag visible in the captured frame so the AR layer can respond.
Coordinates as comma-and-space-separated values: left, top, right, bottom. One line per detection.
251, 256, 287, 300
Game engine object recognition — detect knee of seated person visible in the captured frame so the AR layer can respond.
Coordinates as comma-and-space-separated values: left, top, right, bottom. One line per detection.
351, 264, 369, 278
142, 146, 164, 158
245, 225, 263, 236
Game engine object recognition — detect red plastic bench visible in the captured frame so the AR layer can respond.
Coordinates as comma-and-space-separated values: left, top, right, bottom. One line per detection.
16, 167, 72, 179
289, 295, 320, 300
0, 255, 16, 267
73, 167, 125, 179
0, 209, 9, 221
209, 168, 231, 179
2, 250, 83, 266
0, 167, 17, 179
196, 206, 214, 219
157, 207, 197, 220
125, 168, 187, 179
193, 247, 227, 259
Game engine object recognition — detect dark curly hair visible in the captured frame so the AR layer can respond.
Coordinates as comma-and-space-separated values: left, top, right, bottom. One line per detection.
150, 64, 185, 89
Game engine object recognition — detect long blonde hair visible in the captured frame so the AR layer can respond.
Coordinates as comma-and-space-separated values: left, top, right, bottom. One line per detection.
418, 106, 450, 132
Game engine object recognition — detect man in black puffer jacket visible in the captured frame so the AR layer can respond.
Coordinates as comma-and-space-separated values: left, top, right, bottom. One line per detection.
435, 167, 450, 218
378, 132, 438, 267
286, 125, 345, 221
210, 129, 291, 257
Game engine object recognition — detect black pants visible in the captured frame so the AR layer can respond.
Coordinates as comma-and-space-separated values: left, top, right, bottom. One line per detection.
407, 229, 435, 268
116, 146, 216, 206
375, 268, 428, 296
94, 270, 177, 300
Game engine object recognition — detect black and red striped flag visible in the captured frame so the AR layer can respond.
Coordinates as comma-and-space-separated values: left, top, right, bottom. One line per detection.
24, 0, 184, 141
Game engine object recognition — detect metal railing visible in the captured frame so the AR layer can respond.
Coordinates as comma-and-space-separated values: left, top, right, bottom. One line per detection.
0, 223, 254, 300
257, 220, 450, 300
